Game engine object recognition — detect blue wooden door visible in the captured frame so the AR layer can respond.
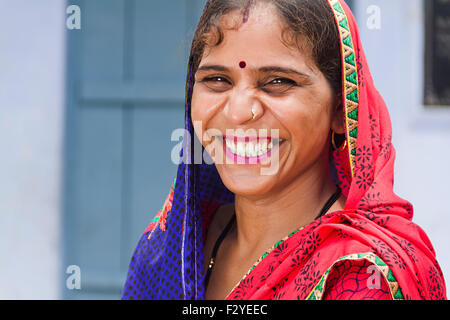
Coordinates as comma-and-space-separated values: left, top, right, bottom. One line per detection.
63, 0, 205, 299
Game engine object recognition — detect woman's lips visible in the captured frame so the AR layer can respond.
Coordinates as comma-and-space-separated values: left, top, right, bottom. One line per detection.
218, 135, 285, 164
222, 135, 272, 142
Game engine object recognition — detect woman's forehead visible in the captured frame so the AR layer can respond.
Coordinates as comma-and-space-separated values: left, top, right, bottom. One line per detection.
200, 31, 315, 74
200, 4, 315, 70
217, 2, 280, 33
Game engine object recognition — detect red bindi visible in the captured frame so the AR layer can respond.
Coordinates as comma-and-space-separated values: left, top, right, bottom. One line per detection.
239, 61, 247, 69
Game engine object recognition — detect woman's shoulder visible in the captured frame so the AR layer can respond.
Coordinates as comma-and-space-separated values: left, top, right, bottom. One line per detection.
321, 257, 393, 300
307, 252, 401, 300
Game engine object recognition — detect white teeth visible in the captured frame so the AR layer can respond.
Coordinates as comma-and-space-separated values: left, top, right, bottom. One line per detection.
245, 142, 253, 157
225, 138, 282, 157
225, 139, 233, 150
236, 142, 245, 156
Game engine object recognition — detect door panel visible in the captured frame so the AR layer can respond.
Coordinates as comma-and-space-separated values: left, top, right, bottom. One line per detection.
64, 0, 205, 299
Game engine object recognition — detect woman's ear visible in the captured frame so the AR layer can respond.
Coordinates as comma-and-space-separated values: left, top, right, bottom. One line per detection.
331, 97, 346, 134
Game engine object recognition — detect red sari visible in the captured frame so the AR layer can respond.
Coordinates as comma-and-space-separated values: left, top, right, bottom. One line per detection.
123, 0, 446, 300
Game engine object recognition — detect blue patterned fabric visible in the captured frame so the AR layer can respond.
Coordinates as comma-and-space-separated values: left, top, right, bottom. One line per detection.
121, 1, 235, 300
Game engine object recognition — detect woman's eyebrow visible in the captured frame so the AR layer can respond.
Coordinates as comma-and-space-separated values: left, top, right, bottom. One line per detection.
259, 66, 310, 79
197, 65, 229, 73
196, 64, 310, 79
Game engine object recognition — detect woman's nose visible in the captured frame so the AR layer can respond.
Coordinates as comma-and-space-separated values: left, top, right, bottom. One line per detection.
224, 88, 263, 125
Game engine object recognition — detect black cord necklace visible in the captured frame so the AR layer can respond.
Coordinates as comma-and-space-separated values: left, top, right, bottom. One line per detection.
204, 187, 342, 289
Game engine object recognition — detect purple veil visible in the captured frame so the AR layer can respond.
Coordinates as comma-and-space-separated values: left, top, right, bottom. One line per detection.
121, 0, 234, 300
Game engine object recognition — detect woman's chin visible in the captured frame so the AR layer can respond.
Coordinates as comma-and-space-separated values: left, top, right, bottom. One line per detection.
215, 164, 279, 197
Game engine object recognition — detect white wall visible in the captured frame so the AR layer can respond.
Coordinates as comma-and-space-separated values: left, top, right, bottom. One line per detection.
0, 0, 66, 299
355, 0, 450, 295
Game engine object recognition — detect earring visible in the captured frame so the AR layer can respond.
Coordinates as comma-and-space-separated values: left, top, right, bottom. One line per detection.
332, 131, 347, 151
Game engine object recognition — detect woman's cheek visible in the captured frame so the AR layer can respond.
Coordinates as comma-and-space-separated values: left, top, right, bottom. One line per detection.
284, 104, 323, 156
191, 88, 206, 142
192, 86, 218, 121
191, 88, 221, 148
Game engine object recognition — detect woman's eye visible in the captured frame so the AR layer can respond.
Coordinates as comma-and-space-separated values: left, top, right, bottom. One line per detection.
268, 78, 297, 86
262, 78, 298, 94
271, 78, 285, 84
200, 76, 232, 92
205, 76, 228, 82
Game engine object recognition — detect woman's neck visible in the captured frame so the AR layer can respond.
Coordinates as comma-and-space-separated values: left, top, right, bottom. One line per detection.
232, 159, 343, 256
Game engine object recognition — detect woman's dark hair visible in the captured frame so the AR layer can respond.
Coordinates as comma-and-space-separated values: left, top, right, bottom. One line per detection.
190, 0, 342, 97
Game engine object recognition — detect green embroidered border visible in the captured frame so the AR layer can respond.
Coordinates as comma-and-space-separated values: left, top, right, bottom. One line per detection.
328, 0, 359, 177
306, 252, 404, 300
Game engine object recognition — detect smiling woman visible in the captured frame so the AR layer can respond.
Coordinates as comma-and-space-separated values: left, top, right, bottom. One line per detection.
121, 0, 446, 300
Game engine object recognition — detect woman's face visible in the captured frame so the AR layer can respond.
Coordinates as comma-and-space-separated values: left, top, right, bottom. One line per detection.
191, 3, 343, 197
